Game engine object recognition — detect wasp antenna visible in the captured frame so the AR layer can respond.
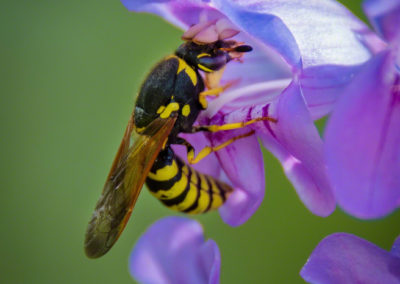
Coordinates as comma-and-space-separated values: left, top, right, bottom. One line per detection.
234, 45, 253, 53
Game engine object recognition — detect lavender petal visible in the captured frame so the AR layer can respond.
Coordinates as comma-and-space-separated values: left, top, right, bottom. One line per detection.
129, 216, 220, 284
324, 51, 400, 218
257, 81, 335, 216
206, 127, 265, 226
300, 233, 400, 284
363, 0, 400, 43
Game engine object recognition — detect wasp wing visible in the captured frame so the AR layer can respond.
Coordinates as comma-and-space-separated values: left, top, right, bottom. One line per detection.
84, 114, 176, 258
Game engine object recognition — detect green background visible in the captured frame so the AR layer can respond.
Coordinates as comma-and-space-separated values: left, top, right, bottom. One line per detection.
1, 0, 398, 283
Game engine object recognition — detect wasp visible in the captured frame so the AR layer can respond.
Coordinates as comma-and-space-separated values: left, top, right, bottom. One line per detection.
84, 39, 275, 258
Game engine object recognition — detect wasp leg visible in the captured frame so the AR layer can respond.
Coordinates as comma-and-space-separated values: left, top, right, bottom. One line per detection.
174, 137, 195, 153
200, 81, 237, 96
186, 130, 255, 164
192, 116, 277, 133
199, 80, 238, 109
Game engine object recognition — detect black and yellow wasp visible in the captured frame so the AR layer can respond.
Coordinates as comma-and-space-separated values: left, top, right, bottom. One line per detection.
84, 39, 274, 258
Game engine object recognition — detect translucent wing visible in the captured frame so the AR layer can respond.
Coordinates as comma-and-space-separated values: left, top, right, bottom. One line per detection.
84, 114, 176, 258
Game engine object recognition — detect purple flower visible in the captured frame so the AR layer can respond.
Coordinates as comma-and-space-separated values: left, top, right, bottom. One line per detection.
324, 0, 400, 218
129, 216, 220, 284
300, 233, 400, 284
121, 0, 382, 224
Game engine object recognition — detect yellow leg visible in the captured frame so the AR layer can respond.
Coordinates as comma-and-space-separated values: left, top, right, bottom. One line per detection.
187, 130, 254, 164
193, 116, 277, 133
199, 80, 238, 108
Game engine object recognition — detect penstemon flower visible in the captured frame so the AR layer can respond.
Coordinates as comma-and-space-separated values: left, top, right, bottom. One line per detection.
129, 217, 220, 284
300, 233, 400, 283
324, 0, 400, 218
116, 1, 393, 283
121, 0, 383, 224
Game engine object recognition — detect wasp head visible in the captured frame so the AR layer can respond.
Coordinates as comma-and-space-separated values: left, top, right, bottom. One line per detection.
175, 40, 252, 73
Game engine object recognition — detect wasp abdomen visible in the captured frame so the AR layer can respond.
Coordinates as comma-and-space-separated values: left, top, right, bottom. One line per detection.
146, 149, 232, 214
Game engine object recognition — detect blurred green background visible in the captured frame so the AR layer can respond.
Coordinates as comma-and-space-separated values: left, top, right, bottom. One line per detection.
1, 0, 398, 283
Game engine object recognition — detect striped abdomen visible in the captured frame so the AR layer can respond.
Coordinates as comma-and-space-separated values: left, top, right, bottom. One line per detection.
146, 148, 232, 214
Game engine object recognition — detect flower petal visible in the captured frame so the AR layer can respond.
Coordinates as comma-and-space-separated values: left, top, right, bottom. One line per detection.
122, 0, 382, 68
256, 81, 335, 216
121, 0, 384, 120
214, 81, 335, 216
299, 64, 364, 120
211, 0, 379, 69
270, 81, 335, 216
174, 130, 264, 226
122, 0, 379, 68
203, 122, 265, 226
324, 51, 400, 218
129, 216, 220, 284
198, 239, 221, 284
392, 236, 400, 258
363, 0, 400, 43
211, 0, 300, 68
300, 233, 400, 284
202, 38, 292, 117
121, 0, 221, 30
172, 132, 222, 178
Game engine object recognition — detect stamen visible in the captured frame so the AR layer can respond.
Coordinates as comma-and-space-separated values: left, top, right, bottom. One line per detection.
182, 17, 240, 44
193, 25, 218, 44
182, 20, 216, 41
215, 18, 240, 40
205, 78, 292, 117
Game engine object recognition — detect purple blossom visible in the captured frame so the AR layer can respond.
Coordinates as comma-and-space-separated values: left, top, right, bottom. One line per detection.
324, 0, 400, 218
121, 0, 383, 224
129, 217, 220, 284
300, 233, 400, 284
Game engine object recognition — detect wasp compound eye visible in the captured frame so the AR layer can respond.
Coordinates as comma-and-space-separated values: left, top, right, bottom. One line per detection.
197, 54, 228, 72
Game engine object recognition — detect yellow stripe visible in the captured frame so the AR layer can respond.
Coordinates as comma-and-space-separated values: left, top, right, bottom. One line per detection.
198, 189, 212, 213
147, 160, 178, 181
171, 170, 198, 211
207, 178, 224, 209
208, 178, 220, 194
159, 102, 179, 119
211, 194, 223, 209
186, 173, 210, 214
177, 57, 197, 86
197, 53, 210, 58
188, 189, 210, 214
151, 167, 188, 199
135, 126, 145, 133
198, 173, 209, 191
197, 64, 213, 73
181, 104, 191, 117
157, 105, 165, 114
152, 175, 188, 199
